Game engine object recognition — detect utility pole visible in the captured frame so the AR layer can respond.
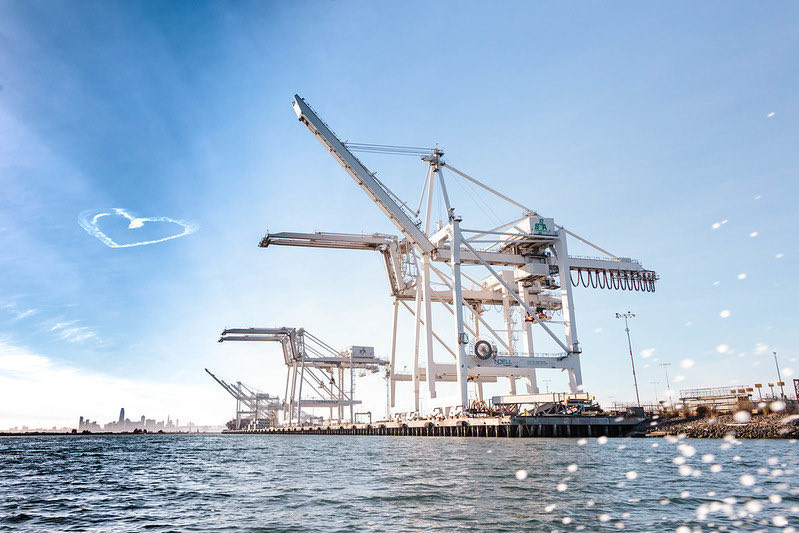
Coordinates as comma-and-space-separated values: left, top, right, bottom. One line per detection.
774, 352, 786, 399
616, 312, 641, 407
659, 362, 672, 398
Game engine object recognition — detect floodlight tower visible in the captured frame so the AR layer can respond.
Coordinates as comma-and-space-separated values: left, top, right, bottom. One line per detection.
616, 312, 641, 407
660, 362, 672, 398
774, 351, 786, 400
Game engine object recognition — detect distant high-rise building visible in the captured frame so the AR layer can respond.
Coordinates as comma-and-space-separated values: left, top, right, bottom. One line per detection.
79, 416, 84, 429
118, 408, 125, 424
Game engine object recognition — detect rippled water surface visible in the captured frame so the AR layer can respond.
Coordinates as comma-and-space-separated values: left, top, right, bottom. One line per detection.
1, 435, 797, 531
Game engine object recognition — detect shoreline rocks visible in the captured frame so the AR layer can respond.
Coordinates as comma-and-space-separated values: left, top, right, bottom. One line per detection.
645, 412, 798, 439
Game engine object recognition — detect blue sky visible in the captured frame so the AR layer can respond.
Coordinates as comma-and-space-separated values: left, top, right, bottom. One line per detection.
1, 2, 797, 427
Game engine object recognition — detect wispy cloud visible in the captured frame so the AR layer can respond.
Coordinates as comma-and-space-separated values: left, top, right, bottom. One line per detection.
1, 302, 38, 321
49, 320, 97, 343
49, 320, 78, 332
14, 308, 37, 320
57, 327, 97, 343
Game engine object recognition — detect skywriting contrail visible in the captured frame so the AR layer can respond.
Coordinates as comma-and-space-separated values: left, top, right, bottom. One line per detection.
78, 208, 198, 248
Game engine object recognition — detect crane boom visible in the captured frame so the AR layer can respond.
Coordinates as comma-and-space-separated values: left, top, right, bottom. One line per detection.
261, 231, 412, 295
292, 95, 435, 254
204, 368, 241, 400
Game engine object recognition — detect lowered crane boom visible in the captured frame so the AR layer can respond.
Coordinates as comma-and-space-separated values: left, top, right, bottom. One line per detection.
292, 95, 435, 254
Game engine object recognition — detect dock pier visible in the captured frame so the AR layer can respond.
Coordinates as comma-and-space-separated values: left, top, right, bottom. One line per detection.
225, 415, 647, 438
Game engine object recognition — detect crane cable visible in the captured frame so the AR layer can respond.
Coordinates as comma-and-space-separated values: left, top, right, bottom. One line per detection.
344, 142, 435, 157
569, 269, 656, 293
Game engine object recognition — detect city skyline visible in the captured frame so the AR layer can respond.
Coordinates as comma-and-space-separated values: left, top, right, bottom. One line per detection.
75, 406, 213, 433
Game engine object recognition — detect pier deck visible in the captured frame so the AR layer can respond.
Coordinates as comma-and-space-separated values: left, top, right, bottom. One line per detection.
225, 415, 647, 438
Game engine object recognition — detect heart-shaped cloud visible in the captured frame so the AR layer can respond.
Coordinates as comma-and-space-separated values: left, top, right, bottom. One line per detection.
79, 208, 198, 248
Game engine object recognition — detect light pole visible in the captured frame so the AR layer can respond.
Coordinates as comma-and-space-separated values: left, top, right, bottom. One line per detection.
616, 312, 641, 407
651, 381, 660, 404
774, 352, 786, 399
660, 362, 672, 398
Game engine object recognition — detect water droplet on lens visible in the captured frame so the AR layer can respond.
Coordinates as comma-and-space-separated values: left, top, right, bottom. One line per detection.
677, 444, 696, 457
745, 500, 763, 513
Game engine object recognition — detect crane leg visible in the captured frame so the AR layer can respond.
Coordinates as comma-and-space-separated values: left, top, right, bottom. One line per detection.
554, 232, 580, 353
422, 255, 436, 399
389, 299, 399, 409
519, 281, 540, 394
412, 278, 422, 413
567, 357, 583, 392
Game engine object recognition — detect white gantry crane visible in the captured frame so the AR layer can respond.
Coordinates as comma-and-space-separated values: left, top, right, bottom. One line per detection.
218, 327, 387, 425
262, 95, 657, 415
205, 368, 282, 429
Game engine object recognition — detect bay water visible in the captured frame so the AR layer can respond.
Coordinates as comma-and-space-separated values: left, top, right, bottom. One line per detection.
1, 435, 796, 531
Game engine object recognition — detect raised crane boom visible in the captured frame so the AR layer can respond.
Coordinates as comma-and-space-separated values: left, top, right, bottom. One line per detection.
292, 95, 435, 254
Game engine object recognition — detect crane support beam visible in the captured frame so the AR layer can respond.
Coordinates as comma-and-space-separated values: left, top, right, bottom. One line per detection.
292, 95, 435, 254
392, 371, 499, 383
261, 231, 399, 250
567, 257, 645, 272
